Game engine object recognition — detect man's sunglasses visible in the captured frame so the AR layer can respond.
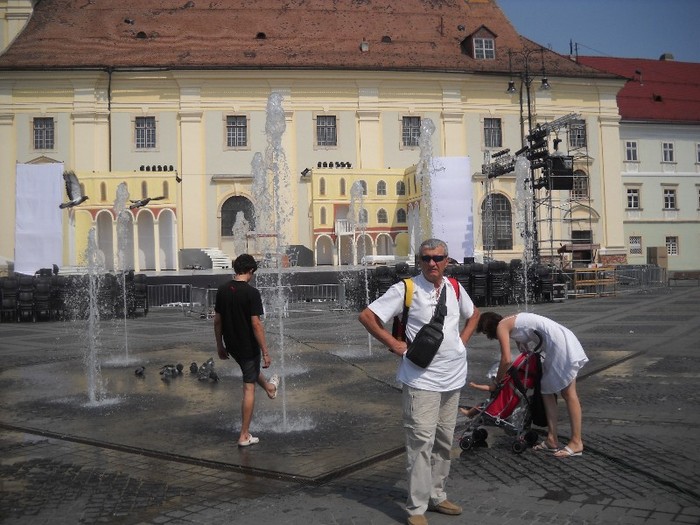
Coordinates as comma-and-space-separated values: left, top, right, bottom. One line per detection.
420, 255, 447, 263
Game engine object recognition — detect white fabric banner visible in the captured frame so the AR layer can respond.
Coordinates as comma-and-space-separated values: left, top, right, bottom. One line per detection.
430, 156, 474, 261
15, 163, 64, 275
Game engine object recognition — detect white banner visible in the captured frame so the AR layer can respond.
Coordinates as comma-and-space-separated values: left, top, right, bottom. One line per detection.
15, 163, 64, 275
429, 156, 474, 261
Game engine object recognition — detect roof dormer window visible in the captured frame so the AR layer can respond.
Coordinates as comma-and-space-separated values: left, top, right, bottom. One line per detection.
461, 26, 497, 60
474, 37, 495, 60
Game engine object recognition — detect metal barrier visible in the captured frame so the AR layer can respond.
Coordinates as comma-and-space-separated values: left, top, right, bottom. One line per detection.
147, 284, 193, 310
146, 283, 344, 319
190, 287, 217, 318
614, 266, 667, 289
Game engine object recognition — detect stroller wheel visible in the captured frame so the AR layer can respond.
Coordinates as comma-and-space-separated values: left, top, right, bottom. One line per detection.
524, 430, 539, 446
512, 440, 527, 454
459, 436, 474, 451
473, 428, 488, 442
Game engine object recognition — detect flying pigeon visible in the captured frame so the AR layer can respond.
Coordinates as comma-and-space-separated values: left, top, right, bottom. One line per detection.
129, 196, 165, 209
59, 170, 89, 209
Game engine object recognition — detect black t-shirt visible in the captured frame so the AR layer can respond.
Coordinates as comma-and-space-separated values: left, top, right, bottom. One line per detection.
214, 280, 264, 359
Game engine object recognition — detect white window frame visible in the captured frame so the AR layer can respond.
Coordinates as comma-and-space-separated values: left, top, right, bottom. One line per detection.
377, 208, 388, 224
315, 114, 338, 148
484, 117, 502, 149
401, 116, 421, 148
629, 235, 642, 255
474, 37, 495, 60
225, 115, 248, 149
666, 236, 678, 256
663, 188, 677, 210
569, 120, 587, 149
397, 208, 407, 223
396, 181, 406, 196
625, 140, 638, 162
33, 117, 55, 150
571, 171, 589, 200
377, 180, 387, 196
626, 187, 640, 209
135, 116, 157, 150
662, 142, 675, 163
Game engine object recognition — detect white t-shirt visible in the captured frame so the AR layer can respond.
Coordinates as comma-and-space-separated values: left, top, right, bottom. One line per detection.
368, 273, 475, 392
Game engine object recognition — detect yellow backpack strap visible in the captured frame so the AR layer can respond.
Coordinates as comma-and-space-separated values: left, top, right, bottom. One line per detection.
403, 278, 414, 308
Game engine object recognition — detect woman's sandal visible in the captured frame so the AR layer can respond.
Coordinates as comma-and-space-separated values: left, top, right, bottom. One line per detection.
533, 440, 560, 453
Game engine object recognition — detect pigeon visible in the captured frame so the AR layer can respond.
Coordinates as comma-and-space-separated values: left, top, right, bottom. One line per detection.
59, 170, 89, 209
129, 196, 165, 209
189, 362, 198, 374
134, 366, 145, 377
175, 172, 182, 183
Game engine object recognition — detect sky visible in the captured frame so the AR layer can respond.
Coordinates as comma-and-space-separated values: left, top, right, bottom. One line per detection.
497, 0, 700, 64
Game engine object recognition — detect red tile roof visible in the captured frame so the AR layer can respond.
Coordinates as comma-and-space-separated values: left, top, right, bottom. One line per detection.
0, 0, 611, 79
577, 56, 700, 123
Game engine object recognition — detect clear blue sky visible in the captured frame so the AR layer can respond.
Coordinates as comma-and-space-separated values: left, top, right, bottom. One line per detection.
498, 0, 700, 63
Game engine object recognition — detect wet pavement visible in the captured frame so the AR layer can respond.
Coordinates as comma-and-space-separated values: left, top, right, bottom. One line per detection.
1, 284, 699, 524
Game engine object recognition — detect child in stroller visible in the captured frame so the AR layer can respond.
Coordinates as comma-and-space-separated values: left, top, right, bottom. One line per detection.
459, 340, 544, 453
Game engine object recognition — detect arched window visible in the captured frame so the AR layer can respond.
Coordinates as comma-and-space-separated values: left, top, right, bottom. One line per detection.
141, 181, 148, 199
340, 178, 346, 196
221, 195, 256, 237
359, 180, 367, 195
358, 208, 368, 224
162, 181, 169, 199
319, 177, 326, 196
320, 207, 327, 225
481, 193, 513, 250
377, 180, 387, 196
396, 181, 406, 196
377, 208, 388, 223
397, 208, 407, 223
100, 182, 107, 202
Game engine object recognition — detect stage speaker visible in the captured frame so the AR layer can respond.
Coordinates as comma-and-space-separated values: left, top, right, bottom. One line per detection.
549, 156, 574, 190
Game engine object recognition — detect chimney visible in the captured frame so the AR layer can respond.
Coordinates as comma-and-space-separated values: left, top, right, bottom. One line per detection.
659, 53, 675, 61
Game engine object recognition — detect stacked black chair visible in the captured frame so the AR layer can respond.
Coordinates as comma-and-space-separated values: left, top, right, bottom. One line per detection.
16, 275, 35, 322
372, 265, 397, 301
509, 259, 527, 304
487, 261, 510, 306
0, 277, 19, 322
34, 274, 52, 321
50, 275, 68, 320
470, 263, 488, 306
535, 265, 554, 302
447, 264, 472, 298
132, 273, 148, 317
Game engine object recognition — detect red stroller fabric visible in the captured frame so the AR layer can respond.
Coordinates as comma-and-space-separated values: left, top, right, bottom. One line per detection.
483, 351, 539, 420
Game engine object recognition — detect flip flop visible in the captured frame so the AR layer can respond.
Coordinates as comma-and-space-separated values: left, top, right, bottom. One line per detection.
533, 441, 560, 453
555, 445, 583, 457
237, 435, 260, 447
268, 374, 279, 399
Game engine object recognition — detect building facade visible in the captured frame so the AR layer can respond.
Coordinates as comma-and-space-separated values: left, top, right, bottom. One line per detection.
0, 0, 627, 273
579, 56, 700, 272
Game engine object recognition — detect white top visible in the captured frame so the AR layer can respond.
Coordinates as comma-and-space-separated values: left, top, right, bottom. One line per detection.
368, 273, 476, 392
511, 312, 589, 394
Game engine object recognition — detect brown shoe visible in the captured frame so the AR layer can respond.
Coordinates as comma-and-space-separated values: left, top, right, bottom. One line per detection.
407, 515, 428, 525
427, 499, 462, 515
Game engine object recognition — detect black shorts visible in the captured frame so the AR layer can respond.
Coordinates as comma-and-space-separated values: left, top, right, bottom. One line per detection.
234, 355, 261, 383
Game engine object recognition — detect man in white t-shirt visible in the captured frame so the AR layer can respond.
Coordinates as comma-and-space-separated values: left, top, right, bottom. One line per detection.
359, 239, 480, 525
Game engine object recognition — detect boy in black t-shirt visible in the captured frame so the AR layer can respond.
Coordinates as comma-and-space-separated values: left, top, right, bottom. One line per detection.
214, 254, 279, 447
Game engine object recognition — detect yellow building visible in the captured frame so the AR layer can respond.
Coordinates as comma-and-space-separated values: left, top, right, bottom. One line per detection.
0, 0, 627, 272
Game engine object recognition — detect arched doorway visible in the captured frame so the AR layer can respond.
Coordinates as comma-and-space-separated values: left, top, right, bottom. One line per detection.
95, 210, 114, 272
136, 210, 156, 270
158, 209, 177, 270
315, 235, 334, 265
